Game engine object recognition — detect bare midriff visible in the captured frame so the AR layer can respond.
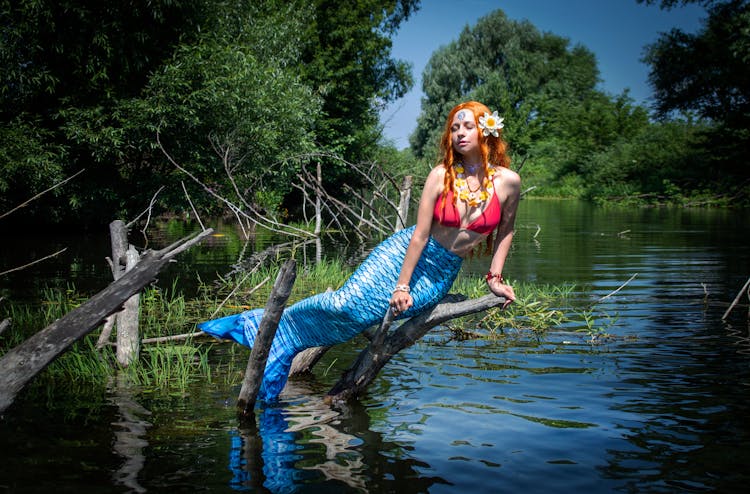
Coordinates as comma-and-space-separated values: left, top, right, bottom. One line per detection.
430, 222, 490, 258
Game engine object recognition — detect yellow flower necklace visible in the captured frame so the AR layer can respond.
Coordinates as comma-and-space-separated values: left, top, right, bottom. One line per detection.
454, 164, 495, 207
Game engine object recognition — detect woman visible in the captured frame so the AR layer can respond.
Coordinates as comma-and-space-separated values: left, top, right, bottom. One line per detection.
199, 101, 520, 401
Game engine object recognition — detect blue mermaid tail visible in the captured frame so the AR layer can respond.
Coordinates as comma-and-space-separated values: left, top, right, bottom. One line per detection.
199, 225, 463, 401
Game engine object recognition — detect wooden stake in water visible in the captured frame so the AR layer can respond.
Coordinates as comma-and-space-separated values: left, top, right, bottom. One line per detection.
237, 259, 297, 419
722, 275, 750, 320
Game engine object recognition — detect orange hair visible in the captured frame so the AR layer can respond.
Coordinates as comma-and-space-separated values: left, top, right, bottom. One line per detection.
437, 101, 511, 256
438, 101, 511, 196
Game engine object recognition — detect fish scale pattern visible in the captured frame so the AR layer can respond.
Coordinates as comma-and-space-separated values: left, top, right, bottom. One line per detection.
199, 225, 463, 400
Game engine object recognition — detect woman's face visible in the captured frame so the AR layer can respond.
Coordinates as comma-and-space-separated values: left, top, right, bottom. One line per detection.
450, 109, 479, 157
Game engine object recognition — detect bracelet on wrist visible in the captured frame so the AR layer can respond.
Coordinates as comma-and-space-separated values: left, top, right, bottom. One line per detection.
485, 271, 505, 284
393, 284, 410, 294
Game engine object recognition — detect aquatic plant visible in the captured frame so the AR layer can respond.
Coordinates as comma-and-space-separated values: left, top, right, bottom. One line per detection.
0, 260, 615, 404
448, 275, 615, 342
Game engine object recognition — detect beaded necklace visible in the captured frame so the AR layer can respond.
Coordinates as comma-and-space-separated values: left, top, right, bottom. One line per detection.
454, 163, 496, 207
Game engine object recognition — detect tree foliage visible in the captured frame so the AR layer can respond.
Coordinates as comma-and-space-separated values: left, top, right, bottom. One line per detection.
408, 6, 746, 205
410, 9, 649, 198
643, 1, 749, 122
132, 1, 322, 215
1, 0, 202, 221
410, 10, 622, 159
642, 0, 749, 185
0, 0, 418, 226
297, 0, 419, 195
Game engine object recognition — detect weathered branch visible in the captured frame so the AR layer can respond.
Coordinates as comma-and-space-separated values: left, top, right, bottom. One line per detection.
126, 185, 165, 234
237, 259, 297, 419
0, 228, 213, 414
0, 248, 67, 277
0, 318, 10, 336
341, 182, 394, 232
181, 181, 206, 231
723, 275, 750, 320
325, 293, 507, 404
156, 228, 214, 260
299, 166, 388, 234
594, 273, 638, 305
115, 246, 141, 366
0, 169, 85, 221
141, 331, 205, 344
289, 346, 331, 376
158, 133, 312, 240
97, 220, 129, 348
396, 176, 412, 231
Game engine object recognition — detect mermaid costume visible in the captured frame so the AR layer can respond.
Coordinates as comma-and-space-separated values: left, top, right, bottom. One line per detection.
198, 225, 463, 401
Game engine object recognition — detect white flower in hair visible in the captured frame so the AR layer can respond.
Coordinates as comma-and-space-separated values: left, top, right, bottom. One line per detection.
478, 111, 504, 137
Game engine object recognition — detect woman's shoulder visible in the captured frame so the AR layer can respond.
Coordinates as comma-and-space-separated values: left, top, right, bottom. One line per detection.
492, 165, 520, 187
425, 163, 448, 184
430, 163, 448, 176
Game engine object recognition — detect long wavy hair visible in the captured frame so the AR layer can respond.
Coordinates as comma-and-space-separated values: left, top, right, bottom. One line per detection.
436, 101, 511, 254
438, 101, 511, 204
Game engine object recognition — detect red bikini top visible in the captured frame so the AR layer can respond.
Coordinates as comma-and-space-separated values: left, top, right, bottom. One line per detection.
433, 188, 502, 235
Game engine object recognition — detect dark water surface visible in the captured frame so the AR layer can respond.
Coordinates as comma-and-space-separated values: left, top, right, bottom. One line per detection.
1, 200, 749, 493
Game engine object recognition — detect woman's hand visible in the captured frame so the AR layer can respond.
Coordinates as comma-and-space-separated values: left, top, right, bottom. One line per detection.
390, 290, 413, 315
488, 277, 516, 309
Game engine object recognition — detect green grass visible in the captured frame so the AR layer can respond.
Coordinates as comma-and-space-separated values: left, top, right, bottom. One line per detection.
449, 275, 615, 342
0, 260, 616, 401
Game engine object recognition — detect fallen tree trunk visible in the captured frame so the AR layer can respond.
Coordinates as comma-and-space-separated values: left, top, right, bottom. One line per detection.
325, 293, 507, 404
0, 229, 213, 414
289, 346, 331, 376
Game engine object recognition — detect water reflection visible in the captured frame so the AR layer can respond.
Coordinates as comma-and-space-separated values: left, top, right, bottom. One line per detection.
109, 374, 152, 493
2, 200, 750, 492
226, 380, 450, 493
584, 300, 750, 493
230, 409, 303, 492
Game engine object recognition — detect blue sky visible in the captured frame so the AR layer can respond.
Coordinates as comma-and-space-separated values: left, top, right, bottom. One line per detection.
379, 0, 707, 149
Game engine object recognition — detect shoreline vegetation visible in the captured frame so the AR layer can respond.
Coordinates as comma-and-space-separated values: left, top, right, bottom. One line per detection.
0, 260, 616, 401
2, 0, 747, 405
2, 1, 748, 232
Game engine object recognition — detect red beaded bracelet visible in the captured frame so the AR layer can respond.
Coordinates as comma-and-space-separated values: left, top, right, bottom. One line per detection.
485, 271, 505, 284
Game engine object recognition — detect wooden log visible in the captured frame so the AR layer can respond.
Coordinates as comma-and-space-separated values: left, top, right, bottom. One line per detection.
0, 229, 213, 414
396, 175, 412, 231
0, 318, 10, 336
371, 307, 395, 348
109, 220, 128, 278
96, 316, 116, 349
289, 346, 331, 376
325, 293, 507, 404
314, 161, 322, 237
116, 245, 141, 366
237, 259, 297, 419
97, 220, 129, 349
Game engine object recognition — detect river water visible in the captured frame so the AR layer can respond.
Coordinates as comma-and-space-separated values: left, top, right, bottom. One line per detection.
1, 199, 749, 493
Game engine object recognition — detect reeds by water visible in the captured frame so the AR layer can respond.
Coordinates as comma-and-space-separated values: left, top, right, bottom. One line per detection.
0, 261, 613, 399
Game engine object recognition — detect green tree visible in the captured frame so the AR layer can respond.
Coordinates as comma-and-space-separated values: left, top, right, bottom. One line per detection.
410, 8, 648, 195
581, 119, 710, 203
300, 0, 419, 179
0, 0, 203, 221
641, 0, 750, 183
80, 0, 322, 217
410, 10, 602, 160
1, 0, 420, 225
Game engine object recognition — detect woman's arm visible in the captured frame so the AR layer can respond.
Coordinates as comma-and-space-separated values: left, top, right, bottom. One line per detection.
487, 168, 521, 308
390, 166, 445, 314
